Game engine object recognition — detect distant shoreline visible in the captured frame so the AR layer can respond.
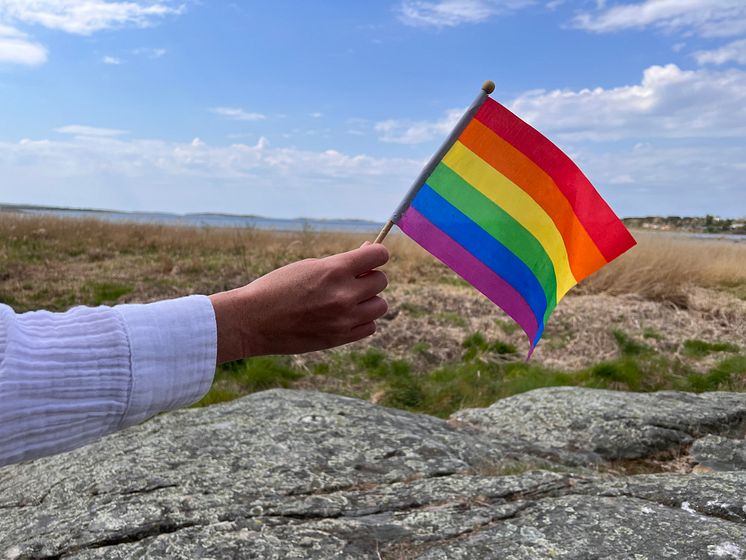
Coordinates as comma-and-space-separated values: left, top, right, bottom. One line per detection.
2, 203, 745, 241
0, 203, 386, 234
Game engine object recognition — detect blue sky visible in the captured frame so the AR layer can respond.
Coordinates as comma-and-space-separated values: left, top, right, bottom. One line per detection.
1, 0, 745, 220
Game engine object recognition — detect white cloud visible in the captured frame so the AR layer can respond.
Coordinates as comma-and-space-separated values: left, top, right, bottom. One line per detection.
101, 47, 166, 65
508, 64, 746, 141
0, 0, 183, 35
0, 135, 421, 219
370, 62, 746, 217
55, 125, 129, 137
131, 46, 166, 58
576, 143, 746, 217
694, 38, 746, 65
375, 108, 463, 143
210, 107, 267, 122
0, 2, 181, 67
573, 0, 746, 38
0, 23, 46, 65
377, 65, 746, 143
398, 0, 532, 27
2, 131, 742, 218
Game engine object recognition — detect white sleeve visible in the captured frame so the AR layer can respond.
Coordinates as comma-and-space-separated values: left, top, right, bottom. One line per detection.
0, 295, 217, 467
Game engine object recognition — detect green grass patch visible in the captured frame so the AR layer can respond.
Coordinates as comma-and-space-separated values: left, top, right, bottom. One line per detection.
439, 274, 469, 287
371, 347, 730, 418
688, 355, 746, 392
682, 339, 739, 358
191, 339, 746, 422
194, 356, 303, 407
462, 332, 489, 359
0, 291, 17, 306
400, 302, 429, 318
412, 342, 430, 354
194, 386, 242, 407
313, 362, 330, 374
588, 358, 645, 391
434, 311, 467, 327
462, 332, 517, 361
642, 327, 662, 340
492, 340, 518, 355
495, 319, 519, 335
613, 330, 651, 357
88, 282, 133, 305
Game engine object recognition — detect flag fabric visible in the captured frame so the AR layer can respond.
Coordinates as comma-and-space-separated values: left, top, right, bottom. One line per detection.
394, 95, 636, 356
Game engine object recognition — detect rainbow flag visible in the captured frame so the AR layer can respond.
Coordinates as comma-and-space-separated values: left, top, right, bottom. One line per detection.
388, 83, 636, 356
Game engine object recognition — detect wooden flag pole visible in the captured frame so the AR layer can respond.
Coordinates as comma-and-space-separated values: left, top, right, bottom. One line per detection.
373, 80, 495, 244
374, 220, 394, 244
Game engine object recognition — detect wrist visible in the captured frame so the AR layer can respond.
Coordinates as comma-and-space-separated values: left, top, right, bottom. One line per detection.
209, 289, 263, 363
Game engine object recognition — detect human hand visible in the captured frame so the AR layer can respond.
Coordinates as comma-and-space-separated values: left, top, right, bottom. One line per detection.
209, 243, 389, 363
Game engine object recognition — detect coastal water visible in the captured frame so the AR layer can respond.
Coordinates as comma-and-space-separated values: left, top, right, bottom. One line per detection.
4, 206, 745, 242
8, 207, 385, 234
645, 230, 746, 244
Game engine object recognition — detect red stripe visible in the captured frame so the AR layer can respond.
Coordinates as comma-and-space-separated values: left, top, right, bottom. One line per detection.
475, 98, 636, 262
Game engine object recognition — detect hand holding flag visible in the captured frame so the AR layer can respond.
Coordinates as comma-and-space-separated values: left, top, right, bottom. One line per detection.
376, 81, 636, 357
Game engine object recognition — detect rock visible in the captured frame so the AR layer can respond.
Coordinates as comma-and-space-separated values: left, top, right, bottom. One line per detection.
416, 494, 746, 559
0, 390, 552, 559
693, 435, 746, 471
1, 388, 746, 558
453, 387, 746, 464
583, 470, 746, 524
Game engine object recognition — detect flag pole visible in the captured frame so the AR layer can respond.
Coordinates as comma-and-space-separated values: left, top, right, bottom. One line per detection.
374, 80, 495, 244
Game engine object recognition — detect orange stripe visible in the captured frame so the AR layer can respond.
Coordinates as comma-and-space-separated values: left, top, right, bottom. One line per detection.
459, 119, 607, 281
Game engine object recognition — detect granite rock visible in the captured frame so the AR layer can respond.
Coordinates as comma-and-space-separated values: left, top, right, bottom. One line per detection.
453, 387, 746, 464
693, 435, 746, 472
1, 388, 746, 558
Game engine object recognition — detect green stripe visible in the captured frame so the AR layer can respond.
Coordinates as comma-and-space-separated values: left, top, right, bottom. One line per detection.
426, 163, 558, 321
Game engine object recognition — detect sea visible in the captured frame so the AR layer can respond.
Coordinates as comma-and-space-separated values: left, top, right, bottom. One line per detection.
1, 206, 386, 234
2, 205, 745, 242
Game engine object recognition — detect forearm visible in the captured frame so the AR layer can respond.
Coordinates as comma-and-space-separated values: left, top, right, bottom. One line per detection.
0, 296, 217, 467
0, 244, 389, 467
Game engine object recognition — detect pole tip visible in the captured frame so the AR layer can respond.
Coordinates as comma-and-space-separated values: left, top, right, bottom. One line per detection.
482, 80, 495, 94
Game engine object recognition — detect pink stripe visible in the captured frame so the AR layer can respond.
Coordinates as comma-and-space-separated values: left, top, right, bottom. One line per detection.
399, 206, 539, 347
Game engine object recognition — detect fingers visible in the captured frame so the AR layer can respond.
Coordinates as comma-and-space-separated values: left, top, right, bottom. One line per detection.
347, 321, 377, 343
331, 244, 389, 276
353, 295, 388, 326
354, 270, 388, 301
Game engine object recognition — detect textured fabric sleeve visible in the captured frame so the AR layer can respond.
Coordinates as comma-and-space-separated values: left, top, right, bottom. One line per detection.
0, 295, 217, 467
115, 296, 217, 428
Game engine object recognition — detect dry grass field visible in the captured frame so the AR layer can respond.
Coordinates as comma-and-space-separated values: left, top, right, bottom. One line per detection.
2, 211, 745, 416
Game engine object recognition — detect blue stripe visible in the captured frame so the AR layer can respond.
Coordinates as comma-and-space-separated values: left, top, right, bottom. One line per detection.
412, 184, 548, 335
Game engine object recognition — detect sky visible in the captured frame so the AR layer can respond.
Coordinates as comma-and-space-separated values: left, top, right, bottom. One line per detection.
0, 0, 745, 221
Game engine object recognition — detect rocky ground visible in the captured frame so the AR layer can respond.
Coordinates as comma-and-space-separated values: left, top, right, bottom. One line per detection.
3, 387, 746, 559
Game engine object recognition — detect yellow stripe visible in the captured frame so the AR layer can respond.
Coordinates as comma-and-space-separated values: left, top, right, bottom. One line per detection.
442, 141, 577, 300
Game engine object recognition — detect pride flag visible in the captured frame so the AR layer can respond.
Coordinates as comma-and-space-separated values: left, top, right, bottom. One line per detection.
385, 82, 636, 356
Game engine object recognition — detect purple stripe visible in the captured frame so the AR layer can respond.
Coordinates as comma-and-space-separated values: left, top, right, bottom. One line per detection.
399, 206, 539, 348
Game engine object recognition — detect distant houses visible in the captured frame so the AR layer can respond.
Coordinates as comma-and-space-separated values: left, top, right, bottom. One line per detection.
622, 216, 746, 235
